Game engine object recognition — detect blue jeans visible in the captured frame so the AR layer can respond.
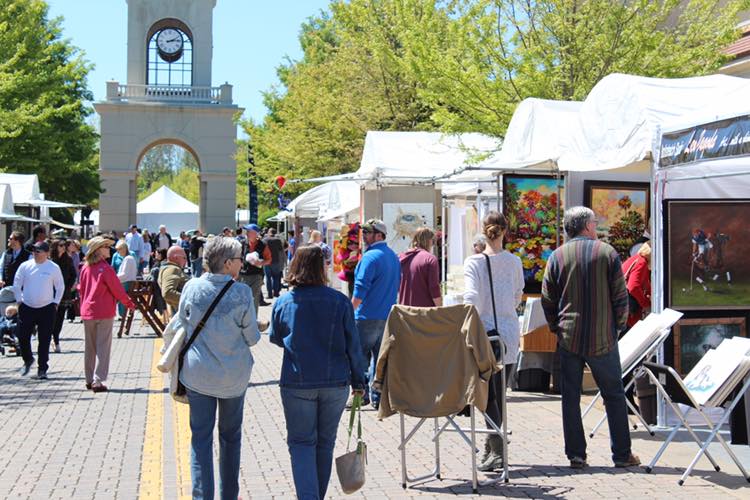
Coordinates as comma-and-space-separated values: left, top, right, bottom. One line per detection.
264, 264, 283, 297
186, 389, 245, 500
191, 257, 203, 278
281, 386, 349, 500
355, 319, 386, 405
559, 346, 632, 463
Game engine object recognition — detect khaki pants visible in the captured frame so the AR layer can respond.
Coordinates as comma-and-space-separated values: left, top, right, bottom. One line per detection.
84, 318, 114, 384
239, 274, 263, 315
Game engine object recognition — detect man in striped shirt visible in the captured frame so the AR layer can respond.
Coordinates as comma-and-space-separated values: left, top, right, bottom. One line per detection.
542, 206, 639, 469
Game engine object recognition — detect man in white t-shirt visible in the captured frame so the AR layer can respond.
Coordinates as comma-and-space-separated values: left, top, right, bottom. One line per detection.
14, 241, 64, 379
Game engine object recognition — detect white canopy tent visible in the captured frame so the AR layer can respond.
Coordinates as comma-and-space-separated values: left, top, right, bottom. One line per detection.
0, 184, 37, 222
0, 173, 79, 208
270, 181, 361, 223
136, 186, 198, 234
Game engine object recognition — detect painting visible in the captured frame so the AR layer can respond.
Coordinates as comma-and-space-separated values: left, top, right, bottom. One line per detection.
583, 181, 649, 257
382, 203, 434, 255
673, 317, 746, 375
667, 200, 750, 310
503, 175, 564, 293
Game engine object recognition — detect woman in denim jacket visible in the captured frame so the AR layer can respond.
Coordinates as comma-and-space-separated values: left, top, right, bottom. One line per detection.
178, 236, 260, 500
270, 245, 366, 500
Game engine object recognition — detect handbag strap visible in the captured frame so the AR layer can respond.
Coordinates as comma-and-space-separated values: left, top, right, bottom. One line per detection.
179, 279, 234, 360
623, 257, 639, 281
346, 393, 363, 451
483, 253, 499, 334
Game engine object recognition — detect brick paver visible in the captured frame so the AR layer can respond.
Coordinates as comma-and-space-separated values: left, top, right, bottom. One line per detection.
0, 301, 748, 499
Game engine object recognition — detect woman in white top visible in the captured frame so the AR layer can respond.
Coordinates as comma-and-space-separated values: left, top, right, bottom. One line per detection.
115, 241, 137, 318
463, 211, 524, 472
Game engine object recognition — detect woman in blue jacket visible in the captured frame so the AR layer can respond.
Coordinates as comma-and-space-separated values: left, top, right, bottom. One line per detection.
270, 245, 366, 500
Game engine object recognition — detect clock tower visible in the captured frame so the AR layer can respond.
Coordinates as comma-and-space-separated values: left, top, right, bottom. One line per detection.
95, 0, 241, 234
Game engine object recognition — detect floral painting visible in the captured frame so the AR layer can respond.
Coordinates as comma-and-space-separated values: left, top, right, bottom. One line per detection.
503, 175, 564, 293
584, 181, 649, 257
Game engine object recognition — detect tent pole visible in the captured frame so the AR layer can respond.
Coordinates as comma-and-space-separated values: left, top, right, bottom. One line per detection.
441, 195, 447, 291
555, 163, 561, 248
496, 173, 501, 213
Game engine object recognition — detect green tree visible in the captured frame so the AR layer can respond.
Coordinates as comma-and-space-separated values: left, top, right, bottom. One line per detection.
0, 0, 100, 203
239, 0, 439, 195
405, 0, 750, 135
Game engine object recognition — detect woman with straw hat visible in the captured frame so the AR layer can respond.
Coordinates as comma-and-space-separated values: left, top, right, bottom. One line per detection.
77, 237, 136, 392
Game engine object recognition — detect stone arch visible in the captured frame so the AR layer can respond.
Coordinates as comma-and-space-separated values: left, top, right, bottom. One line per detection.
146, 18, 194, 43
135, 137, 202, 171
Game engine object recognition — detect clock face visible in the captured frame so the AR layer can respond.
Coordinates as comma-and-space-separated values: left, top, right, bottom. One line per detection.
157, 28, 183, 56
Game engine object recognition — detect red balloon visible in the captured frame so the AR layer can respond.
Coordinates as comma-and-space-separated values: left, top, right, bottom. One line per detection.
275, 176, 286, 189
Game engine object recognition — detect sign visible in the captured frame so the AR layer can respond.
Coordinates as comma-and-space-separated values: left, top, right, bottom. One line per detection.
659, 115, 750, 168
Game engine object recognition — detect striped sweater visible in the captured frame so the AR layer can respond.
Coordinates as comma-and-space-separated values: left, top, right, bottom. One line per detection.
541, 237, 628, 357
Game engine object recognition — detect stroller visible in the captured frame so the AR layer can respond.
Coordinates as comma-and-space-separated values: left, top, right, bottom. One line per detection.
0, 287, 20, 356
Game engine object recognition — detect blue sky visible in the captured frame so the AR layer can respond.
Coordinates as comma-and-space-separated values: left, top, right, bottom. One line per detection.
46, 0, 332, 124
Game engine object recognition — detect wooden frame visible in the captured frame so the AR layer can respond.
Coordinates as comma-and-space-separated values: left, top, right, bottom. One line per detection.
672, 317, 746, 375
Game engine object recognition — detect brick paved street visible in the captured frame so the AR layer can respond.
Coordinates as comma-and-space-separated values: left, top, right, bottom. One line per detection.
0, 300, 748, 499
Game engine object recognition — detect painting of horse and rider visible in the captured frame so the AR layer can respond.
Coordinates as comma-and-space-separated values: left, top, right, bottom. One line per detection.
668, 200, 750, 309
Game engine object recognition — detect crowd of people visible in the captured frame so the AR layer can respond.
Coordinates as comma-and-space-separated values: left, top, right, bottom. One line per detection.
1, 205, 648, 498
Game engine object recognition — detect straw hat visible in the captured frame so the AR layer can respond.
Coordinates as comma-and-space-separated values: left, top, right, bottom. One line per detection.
86, 236, 114, 258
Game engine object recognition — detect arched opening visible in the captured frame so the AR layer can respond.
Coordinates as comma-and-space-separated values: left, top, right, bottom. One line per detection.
135, 140, 201, 234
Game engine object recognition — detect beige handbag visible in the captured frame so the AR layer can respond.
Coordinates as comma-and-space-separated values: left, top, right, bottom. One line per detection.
335, 394, 367, 494
157, 316, 188, 404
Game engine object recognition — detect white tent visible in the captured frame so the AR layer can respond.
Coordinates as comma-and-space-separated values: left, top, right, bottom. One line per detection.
271, 181, 360, 222
136, 186, 198, 234
0, 173, 78, 208
0, 184, 36, 221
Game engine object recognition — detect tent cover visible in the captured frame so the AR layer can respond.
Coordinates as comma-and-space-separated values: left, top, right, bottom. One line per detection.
275, 181, 360, 222
0, 184, 37, 221
137, 185, 198, 234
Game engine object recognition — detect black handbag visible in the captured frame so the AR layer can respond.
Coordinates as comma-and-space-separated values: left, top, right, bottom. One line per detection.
175, 279, 234, 397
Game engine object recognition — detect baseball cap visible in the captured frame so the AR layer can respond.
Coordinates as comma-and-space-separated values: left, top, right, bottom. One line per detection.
243, 223, 261, 233
32, 241, 50, 252
362, 219, 387, 235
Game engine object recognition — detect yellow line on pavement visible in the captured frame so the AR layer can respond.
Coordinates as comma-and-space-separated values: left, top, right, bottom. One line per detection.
139, 338, 164, 500
173, 386, 192, 498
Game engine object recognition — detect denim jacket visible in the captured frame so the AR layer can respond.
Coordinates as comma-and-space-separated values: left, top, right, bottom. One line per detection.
269, 285, 366, 390
178, 273, 260, 398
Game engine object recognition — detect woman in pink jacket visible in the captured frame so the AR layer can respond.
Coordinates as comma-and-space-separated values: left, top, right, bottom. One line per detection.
78, 236, 135, 392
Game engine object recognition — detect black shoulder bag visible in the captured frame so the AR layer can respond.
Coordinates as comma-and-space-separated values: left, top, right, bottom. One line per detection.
175, 279, 234, 397
483, 253, 503, 361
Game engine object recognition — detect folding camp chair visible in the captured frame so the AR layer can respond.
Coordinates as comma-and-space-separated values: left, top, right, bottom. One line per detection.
581, 329, 671, 438
399, 337, 509, 494
641, 361, 750, 485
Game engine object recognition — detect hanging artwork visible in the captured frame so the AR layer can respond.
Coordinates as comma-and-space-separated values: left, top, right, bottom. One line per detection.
382, 203, 434, 255
666, 199, 750, 310
503, 174, 564, 293
673, 317, 747, 375
583, 181, 649, 257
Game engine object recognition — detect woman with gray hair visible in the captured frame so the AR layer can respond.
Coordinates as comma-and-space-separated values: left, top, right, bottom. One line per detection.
177, 236, 261, 500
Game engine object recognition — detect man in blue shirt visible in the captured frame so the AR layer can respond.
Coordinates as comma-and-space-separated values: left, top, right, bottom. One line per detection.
351, 218, 400, 409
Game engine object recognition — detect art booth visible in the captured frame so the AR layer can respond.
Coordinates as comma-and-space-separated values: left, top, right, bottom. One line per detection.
652, 102, 750, 437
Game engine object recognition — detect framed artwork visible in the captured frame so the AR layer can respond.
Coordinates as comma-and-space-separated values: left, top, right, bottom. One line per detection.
382, 203, 434, 255
673, 317, 747, 375
583, 181, 649, 257
503, 174, 564, 293
666, 199, 750, 310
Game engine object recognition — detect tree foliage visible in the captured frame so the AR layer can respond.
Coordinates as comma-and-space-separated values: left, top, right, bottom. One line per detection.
137, 144, 199, 204
0, 0, 100, 204
245, 0, 749, 188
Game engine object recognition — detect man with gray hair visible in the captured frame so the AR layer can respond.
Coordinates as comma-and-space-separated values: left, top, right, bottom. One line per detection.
541, 206, 639, 469
158, 246, 188, 312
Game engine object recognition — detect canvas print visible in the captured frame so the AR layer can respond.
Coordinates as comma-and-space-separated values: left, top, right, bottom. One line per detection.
673, 317, 746, 375
503, 175, 564, 293
667, 200, 750, 309
382, 203, 434, 255
583, 181, 649, 257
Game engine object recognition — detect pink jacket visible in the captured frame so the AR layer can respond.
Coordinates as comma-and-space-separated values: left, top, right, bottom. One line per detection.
78, 260, 135, 320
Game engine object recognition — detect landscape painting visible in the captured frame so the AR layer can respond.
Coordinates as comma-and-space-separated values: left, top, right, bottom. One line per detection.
667, 200, 750, 310
584, 181, 649, 257
503, 175, 564, 293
